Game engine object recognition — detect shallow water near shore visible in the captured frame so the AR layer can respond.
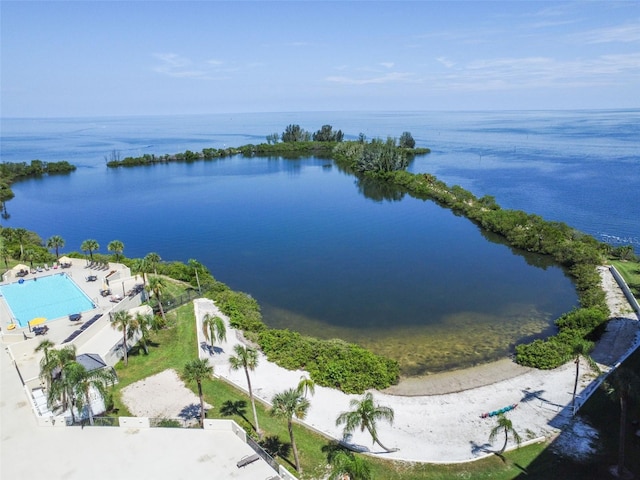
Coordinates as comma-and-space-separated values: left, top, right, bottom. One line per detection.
3, 110, 636, 373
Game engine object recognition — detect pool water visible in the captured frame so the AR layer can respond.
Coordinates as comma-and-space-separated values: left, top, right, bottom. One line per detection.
0, 273, 96, 327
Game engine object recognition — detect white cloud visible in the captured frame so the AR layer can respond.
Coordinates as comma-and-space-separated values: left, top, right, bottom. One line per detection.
572, 22, 640, 44
153, 53, 206, 78
380, 62, 395, 69
427, 53, 640, 91
326, 72, 414, 85
153, 53, 259, 79
436, 57, 456, 68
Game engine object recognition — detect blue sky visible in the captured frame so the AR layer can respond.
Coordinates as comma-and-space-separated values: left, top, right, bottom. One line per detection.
1, 1, 639, 117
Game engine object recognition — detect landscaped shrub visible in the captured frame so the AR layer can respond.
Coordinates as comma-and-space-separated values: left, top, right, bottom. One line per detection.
209, 289, 266, 333
258, 329, 399, 393
515, 338, 570, 369
555, 307, 609, 332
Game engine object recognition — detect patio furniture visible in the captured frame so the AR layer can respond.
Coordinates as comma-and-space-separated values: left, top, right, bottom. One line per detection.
33, 325, 49, 336
236, 454, 260, 468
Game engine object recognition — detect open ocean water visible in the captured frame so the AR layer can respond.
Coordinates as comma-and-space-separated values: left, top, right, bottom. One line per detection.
0, 110, 638, 373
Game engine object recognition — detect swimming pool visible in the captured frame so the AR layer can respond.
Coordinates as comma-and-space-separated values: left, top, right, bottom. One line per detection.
0, 273, 96, 327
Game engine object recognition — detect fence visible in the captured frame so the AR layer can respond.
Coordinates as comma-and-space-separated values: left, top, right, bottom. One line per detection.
247, 435, 280, 472
150, 289, 199, 314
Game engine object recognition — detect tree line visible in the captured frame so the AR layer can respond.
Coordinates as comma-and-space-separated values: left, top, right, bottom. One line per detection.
104, 124, 428, 168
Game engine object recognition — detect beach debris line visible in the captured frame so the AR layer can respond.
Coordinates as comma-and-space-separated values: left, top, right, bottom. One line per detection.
480, 403, 518, 419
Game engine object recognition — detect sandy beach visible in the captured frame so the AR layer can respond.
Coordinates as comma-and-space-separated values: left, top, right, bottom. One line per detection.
121, 266, 640, 463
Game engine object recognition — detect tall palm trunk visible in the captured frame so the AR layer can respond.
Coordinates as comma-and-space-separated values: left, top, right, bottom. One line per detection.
572, 356, 580, 410
156, 295, 166, 323
122, 329, 128, 366
85, 390, 95, 426
197, 380, 205, 428
369, 428, 392, 452
501, 427, 509, 454
288, 419, 301, 472
244, 366, 260, 435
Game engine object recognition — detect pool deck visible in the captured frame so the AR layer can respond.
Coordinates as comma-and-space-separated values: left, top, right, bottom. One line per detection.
1, 260, 140, 332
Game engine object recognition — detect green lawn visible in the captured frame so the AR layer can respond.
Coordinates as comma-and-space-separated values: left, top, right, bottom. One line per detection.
611, 259, 640, 299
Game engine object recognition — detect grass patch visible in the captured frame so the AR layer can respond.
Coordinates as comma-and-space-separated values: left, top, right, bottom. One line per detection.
611, 259, 640, 299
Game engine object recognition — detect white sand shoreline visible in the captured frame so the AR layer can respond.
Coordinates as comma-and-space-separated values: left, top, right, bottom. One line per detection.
120, 265, 640, 463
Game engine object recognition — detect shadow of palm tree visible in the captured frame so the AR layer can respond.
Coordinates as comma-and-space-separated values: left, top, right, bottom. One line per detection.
200, 342, 214, 355
178, 403, 201, 421
259, 435, 291, 459
469, 440, 493, 456
521, 388, 564, 409
219, 399, 252, 426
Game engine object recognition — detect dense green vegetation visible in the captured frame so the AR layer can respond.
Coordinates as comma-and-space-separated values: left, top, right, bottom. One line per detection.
257, 330, 400, 393
103, 124, 429, 168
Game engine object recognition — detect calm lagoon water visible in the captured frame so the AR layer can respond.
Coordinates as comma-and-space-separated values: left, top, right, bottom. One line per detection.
2, 110, 638, 373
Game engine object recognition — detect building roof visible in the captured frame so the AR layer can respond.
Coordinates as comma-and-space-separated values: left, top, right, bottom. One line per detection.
76, 353, 107, 371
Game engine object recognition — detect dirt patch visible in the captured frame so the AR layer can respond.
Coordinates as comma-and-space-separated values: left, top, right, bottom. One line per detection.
120, 369, 211, 421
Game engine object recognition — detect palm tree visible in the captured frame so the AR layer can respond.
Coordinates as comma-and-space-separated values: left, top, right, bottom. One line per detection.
148, 275, 167, 324
39, 345, 77, 416
145, 252, 161, 274
13, 227, 28, 259
0, 237, 8, 268
297, 375, 316, 398
606, 367, 640, 478
131, 257, 150, 287
110, 310, 136, 366
488, 412, 522, 454
570, 338, 596, 412
229, 344, 261, 436
135, 312, 155, 355
182, 359, 213, 428
188, 258, 204, 293
107, 239, 124, 263
201, 313, 226, 350
34, 339, 55, 366
328, 450, 372, 480
271, 388, 310, 473
24, 248, 35, 268
336, 392, 395, 452
46, 235, 65, 260
67, 362, 116, 426
80, 239, 100, 263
